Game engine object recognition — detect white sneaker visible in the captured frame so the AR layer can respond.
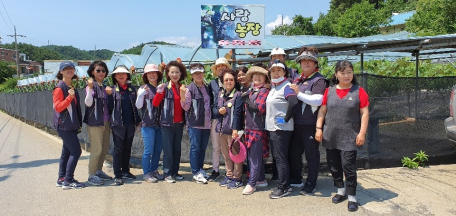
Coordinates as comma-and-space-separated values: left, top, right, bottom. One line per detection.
199, 169, 209, 179
242, 184, 256, 195
143, 173, 158, 183
193, 173, 208, 184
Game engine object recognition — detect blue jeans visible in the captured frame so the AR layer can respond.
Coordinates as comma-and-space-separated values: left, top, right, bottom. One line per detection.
141, 126, 162, 175
188, 127, 210, 175
57, 129, 82, 181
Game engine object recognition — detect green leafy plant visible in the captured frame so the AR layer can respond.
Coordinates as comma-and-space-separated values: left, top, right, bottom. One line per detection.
402, 150, 429, 169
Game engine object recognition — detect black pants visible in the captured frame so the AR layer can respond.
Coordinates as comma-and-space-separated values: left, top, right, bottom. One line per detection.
57, 129, 82, 181
268, 130, 293, 190
112, 124, 135, 179
161, 123, 184, 177
326, 149, 357, 195
289, 124, 320, 185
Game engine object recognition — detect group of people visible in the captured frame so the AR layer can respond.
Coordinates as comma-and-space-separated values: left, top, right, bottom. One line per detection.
52, 46, 369, 212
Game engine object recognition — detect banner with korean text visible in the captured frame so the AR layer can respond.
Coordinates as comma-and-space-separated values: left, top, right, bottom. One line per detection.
201, 5, 265, 49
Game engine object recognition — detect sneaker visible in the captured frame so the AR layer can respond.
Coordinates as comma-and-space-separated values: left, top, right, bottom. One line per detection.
62, 179, 85, 190
96, 170, 113, 181
114, 178, 124, 185
193, 172, 208, 184
227, 179, 243, 189
122, 172, 136, 179
173, 173, 184, 180
219, 176, 231, 187
152, 170, 165, 180
87, 175, 104, 186
199, 169, 209, 179
256, 180, 268, 187
290, 179, 304, 187
208, 170, 221, 182
242, 184, 256, 195
269, 187, 292, 199
143, 173, 158, 183
300, 182, 316, 194
165, 176, 176, 183
56, 177, 65, 187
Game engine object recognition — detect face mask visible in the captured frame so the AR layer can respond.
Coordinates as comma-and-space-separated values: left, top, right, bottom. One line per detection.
271, 76, 285, 83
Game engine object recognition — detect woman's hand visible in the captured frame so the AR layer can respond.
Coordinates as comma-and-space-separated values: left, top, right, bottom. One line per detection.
68, 88, 75, 98
356, 133, 366, 146
219, 107, 226, 115
157, 83, 165, 94
315, 128, 323, 142
232, 130, 238, 139
105, 86, 113, 95
290, 84, 300, 94
87, 78, 94, 89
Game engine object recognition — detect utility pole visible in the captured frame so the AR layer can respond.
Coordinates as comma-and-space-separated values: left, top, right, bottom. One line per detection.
7, 26, 26, 78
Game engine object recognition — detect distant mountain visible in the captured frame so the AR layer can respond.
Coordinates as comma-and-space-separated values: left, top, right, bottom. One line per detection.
42, 45, 114, 60
120, 41, 175, 55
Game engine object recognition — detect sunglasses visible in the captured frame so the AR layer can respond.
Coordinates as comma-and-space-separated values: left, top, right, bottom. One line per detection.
95, 69, 106, 73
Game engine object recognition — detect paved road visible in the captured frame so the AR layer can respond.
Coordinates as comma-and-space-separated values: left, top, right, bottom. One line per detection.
1, 111, 455, 215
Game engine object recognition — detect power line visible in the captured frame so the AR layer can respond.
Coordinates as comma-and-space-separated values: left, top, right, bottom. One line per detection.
0, 6, 12, 31
0, 0, 13, 27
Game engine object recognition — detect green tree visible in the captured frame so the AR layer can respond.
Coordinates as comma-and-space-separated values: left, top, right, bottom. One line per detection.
383, 0, 417, 13
314, 12, 338, 36
405, 0, 456, 36
0, 61, 16, 84
0, 43, 61, 65
271, 15, 315, 35
335, 0, 390, 37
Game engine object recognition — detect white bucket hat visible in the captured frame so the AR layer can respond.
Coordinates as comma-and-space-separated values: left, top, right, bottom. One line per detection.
210, 58, 231, 76
269, 47, 286, 56
295, 50, 319, 63
112, 66, 130, 74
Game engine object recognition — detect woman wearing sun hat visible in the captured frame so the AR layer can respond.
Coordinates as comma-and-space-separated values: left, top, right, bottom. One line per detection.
179, 63, 212, 184
53, 60, 85, 189
136, 64, 164, 183
240, 65, 270, 195
207, 58, 231, 182
288, 46, 328, 194
265, 59, 299, 199
84, 61, 113, 186
109, 65, 141, 186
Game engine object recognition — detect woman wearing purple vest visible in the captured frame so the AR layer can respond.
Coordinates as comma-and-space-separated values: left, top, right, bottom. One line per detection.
136, 64, 164, 183
84, 61, 113, 186
152, 61, 187, 183
315, 60, 369, 212
180, 63, 211, 184
213, 69, 244, 189
53, 61, 84, 189
109, 65, 141, 186
288, 46, 328, 194
240, 66, 270, 195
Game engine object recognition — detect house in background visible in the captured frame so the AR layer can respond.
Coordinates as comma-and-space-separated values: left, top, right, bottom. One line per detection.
380, 11, 415, 35
0, 48, 42, 77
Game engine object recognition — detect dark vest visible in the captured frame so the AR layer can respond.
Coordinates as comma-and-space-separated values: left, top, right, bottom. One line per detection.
244, 87, 268, 130
159, 82, 184, 126
215, 89, 241, 135
53, 80, 82, 131
209, 78, 222, 119
185, 82, 208, 128
83, 83, 107, 127
292, 72, 327, 125
140, 83, 161, 127
322, 85, 361, 151
110, 84, 140, 128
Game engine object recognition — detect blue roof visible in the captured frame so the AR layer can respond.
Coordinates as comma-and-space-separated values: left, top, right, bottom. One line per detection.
389, 11, 415, 26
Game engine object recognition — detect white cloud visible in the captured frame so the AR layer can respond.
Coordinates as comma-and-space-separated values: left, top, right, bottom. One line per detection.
154, 36, 201, 47
265, 15, 293, 35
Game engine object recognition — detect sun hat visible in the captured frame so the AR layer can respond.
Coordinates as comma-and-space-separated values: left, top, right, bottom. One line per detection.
269, 47, 286, 56
59, 61, 75, 71
295, 50, 319, 63
112, 66, 130, 74
144, 64, 160, 74
210, 58, 231, 76
245, 66, 269, 82
229, 137, 247, 164
190, 65, 205, 74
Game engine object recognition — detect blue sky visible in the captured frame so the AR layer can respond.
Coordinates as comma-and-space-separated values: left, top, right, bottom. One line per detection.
0, 0, 330, 52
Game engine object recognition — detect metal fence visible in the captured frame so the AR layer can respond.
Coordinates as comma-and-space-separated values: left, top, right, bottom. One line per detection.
1, 74, 455, 168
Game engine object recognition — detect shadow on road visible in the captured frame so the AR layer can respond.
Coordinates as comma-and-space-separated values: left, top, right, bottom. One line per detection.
0, 158, 59, 170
